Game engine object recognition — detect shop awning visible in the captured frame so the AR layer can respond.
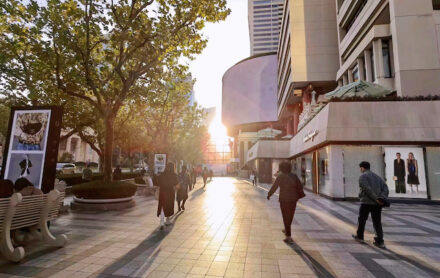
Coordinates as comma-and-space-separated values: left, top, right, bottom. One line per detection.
324, 80, 392, 99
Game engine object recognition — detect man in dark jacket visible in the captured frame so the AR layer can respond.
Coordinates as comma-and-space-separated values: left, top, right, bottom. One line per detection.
394, 153, 406, 193
353, 161, 389, 249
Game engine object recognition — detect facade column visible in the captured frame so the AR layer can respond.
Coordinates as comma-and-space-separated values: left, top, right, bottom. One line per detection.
342, 74, 348, 85
364, 49, 373, 82
338, 79, 343, 87
293, 104, 301, 135
357, 57, 365, 81
348, 69, 354, 83
286, 117, 294, 136
372, 39, 384, 80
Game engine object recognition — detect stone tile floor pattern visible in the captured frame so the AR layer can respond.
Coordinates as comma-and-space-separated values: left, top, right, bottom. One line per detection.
0, 177, 439, 278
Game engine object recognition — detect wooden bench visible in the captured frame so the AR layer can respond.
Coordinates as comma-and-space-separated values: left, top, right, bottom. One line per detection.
0, 190, 67, 262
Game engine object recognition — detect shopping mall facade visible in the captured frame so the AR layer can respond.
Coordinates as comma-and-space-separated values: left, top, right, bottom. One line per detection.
223, 0, 440, 200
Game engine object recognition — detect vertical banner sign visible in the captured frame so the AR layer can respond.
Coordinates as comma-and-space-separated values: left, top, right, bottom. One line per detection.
1, 107, 63, 193
154, 153, 167, 174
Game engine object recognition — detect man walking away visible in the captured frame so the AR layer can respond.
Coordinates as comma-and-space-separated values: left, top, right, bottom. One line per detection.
353, 161, 389, 249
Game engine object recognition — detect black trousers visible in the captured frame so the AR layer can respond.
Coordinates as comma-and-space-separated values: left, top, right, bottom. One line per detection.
356, 204, 384, 243
395, 180, 406, 193
280, 201, 297, 237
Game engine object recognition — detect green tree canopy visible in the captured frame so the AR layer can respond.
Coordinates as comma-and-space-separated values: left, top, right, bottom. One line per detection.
0, 0, 229, 181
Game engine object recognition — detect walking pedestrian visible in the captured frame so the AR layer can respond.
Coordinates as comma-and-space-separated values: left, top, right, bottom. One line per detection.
156, 162, 179, 230
251, 169, 257, 186
191, 167, 197, 189
82, 163, 93, 182
267, 161, 305, 244
209, 169, 214, 181
177, 165, 191, 211
352, 161, 389, 249
202, 167, 209, 188
113, 165, 122, 181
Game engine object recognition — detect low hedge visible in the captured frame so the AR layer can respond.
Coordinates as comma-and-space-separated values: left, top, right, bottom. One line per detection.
134, 177, 146, 184
72, 181, 137, 199
57, 172, 142, 186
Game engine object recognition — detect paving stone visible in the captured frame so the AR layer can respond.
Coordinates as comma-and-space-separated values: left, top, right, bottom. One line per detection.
0, 178, 439, 278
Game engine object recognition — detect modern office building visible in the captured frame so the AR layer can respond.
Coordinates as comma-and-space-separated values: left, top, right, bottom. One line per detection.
223, 0, 440, 201
248, 0, 284, 55
222, 53, 285, 181
335, 0, 440, 96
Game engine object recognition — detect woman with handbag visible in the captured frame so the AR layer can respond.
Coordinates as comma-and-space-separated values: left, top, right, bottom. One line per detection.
267, 161, 305, 244
156, 162, 179, 229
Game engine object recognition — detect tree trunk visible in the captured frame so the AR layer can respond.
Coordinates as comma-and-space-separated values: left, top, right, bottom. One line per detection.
103, 113, 115, 183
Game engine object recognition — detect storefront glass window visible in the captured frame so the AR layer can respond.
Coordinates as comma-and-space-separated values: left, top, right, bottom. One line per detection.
318, 148, 330, 195
302, 154, 313, 190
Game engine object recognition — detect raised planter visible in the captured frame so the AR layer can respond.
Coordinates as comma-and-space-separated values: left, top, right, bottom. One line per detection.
70, 180, 137, 211
71, 196, 136, 211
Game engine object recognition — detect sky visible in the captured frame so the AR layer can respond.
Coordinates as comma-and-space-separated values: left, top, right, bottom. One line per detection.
188, 0, 250, 118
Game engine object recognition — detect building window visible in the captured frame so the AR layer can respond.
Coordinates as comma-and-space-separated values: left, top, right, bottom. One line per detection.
370, 48, 375, 81
59, 139, 67, 151
434, 0, 440, 10
352, 67, 359, 82
382, 39, 392, 78
70, 138, 78, 153
345, 0, 368, 32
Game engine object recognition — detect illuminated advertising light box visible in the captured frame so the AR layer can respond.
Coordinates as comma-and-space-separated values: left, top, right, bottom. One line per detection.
1, 107, 63, 193
154, 153, 167, 174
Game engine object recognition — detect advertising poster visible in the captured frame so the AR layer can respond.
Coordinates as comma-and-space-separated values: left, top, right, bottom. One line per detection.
384, 147, 427, 199
154, 153, 167, 174
3, 110, 51, 189
1, 107, 62, 193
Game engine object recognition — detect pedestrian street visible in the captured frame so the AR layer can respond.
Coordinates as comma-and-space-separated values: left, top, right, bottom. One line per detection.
0, 178, 439, 278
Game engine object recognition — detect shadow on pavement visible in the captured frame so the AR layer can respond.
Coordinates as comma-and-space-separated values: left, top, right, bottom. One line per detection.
99, 212, 181, 277
366, 244, 440, 277
289, 241, 336, 278
190, 187, 205, 200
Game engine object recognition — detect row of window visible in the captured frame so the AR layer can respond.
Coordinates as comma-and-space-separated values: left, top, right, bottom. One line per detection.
254, 32, 280, 37
254, 42, 279, 46
348, 39, 392, 84
254, 13, 281, 19
434, 0, 440, 10
253, 47, 278, 52
254, 23, 281, 28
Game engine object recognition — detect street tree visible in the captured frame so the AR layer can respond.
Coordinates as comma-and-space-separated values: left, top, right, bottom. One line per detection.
0, 0, 229, 181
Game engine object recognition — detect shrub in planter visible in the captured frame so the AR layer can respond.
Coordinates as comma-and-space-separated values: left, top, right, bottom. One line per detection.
72, 181, 137, 199
134, 177, 146, 184
58, 172, 142, 186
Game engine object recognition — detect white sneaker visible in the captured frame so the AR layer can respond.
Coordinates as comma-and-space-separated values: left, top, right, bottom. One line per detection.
165, 218, 172, 226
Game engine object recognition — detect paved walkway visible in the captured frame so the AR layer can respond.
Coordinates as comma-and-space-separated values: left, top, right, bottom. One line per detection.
0, 178, 439, 278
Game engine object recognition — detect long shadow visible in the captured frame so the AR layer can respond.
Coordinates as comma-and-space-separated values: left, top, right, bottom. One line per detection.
288, 241, 336, 278
363, 243, 440, 277
99, 212, 182, 277
190, 187, 205, 200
